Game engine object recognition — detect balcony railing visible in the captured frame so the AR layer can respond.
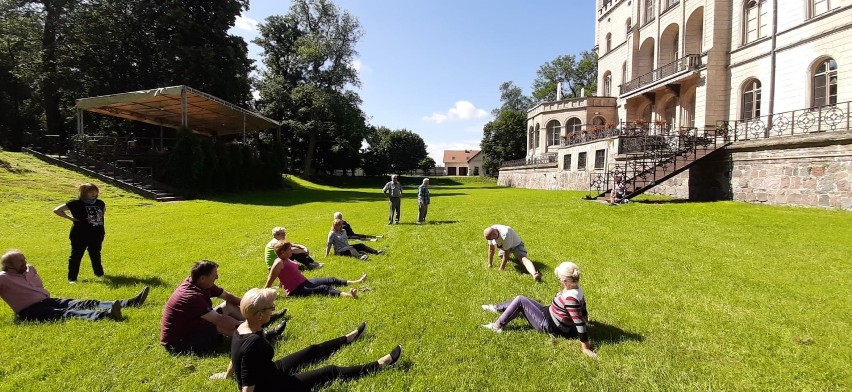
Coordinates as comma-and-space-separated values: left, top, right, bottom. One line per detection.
619, 54, 702, 95
501, 153, 557, 169
716, 101, 852, 142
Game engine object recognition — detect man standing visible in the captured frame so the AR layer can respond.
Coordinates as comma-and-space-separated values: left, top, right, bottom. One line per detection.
417, 178, 430, 224
160, 260, 286, 354
382, 175, 403, 224
483, 225, 542, 282
0, 249, 148, 322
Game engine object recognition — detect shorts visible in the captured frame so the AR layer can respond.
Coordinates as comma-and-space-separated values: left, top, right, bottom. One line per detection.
498, 241, 528, 259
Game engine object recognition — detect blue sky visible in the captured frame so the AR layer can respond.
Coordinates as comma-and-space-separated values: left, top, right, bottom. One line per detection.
230, 0, 597, 163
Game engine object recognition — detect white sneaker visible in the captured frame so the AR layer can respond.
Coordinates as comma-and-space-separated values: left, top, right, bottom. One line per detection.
481, 304, 500, 314
310, 262, 324, 270
69, 281, 77, 284
377, 250, 386, 255
359, 255, 369, 261
481, 323, 503, 333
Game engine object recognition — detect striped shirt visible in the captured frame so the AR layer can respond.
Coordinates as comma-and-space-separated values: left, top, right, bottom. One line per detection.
548, 287, 589, 342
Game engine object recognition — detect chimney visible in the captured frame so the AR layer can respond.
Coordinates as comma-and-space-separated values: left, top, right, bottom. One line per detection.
580, 87, 586, 97
556, 82, 563, 100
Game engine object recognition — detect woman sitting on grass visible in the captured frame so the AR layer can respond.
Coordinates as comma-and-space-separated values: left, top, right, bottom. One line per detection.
265, 241, 364, 299
326, 219, 384, 261
481, 261, 597, 359
264, 226, 323, 270
210, 288, 402, 390
333, 212, 382, 241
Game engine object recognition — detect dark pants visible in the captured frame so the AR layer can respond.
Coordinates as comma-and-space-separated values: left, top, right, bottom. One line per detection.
276, 336, 380, 391
352, 243, 378, 254
418, 203, 429, 223
164, 324, 222, 355
17, 297, 114, 321
290, 278, 348, 297
68, 228, 105, 281
292, 252, 316, 268
388, 197, 401, 223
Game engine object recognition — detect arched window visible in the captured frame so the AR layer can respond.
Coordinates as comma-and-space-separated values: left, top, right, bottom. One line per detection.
546, 120, 562, 146
741, 79, 762, 120
644, 0, 655, 25
625, 18, 632, 37
534, 124, 541, 149
621, 62, 628, 85
528, 127, 534, 150
566, 118, 583, 134
605, 33, 612, 53
743, 0, 768, 44
603, 71, 612, 96
812, 58, 837, 107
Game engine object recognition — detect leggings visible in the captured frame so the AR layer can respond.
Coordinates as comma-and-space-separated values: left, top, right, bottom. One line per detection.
495, 295, 550, 332
277, 336, 380, 391
291, 252, 317, 267
336, 243, 379, 257
289, 278, 347, 297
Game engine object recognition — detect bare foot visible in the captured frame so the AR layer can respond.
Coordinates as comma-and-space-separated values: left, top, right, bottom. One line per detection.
357, 273, 367, 283
350, 288, 359, 298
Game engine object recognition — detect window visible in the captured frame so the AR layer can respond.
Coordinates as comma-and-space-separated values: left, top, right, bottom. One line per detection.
578, 152, 587, 171
741, 79, 762, 120
546, 120, 561, 146
644, 0, 655, 25
594, 149, 606, 170
606, 33, 612, 53
563, 154, 572, 171
811, 0, 832, 17
528, 129, 534, 149
665, 0, 679, 10
812, 58, 837, 107
603, 72, 612, 96
621, 62, 628, 85
566, 117, 583, 134
534, 125, 541, 149
625, 18, 632, 37
743, 0, 768, 44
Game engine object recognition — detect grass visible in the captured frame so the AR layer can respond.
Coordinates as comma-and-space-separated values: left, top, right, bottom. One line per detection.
0, 150, 851, 391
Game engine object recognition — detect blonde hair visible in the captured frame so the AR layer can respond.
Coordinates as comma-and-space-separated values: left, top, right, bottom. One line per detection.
273, 240, 292, 257
333, 212, 343, 220
239, 288, 278, 318
272, 226, 286, 237
555, 262, 581, 282
332, 218, 343, 230
78, 183, 100, 199
422, 178, 429, 184
1, 250, 24, 269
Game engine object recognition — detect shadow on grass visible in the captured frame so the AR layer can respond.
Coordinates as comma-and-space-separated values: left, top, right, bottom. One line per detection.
98, 274, 170, 289
209, 188, 468, 207
510, 259, 550, 277
588, 320, 644, 344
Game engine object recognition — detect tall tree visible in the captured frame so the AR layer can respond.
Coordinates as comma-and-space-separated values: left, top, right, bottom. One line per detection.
255, 0, 363, 177
361, 127, 428, 175
531, 50, 598, 102
0, 2, 42, 150
480, 81, 530, 176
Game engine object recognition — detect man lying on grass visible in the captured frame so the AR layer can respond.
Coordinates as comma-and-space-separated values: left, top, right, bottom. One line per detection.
483, 224, 541, 282
265, 241, 365, 299
160, 260, 287, 355
481, 261, 597, 359
0, 249, 148, 321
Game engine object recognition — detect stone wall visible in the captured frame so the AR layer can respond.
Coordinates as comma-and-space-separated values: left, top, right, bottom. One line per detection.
498, 165, 592, 191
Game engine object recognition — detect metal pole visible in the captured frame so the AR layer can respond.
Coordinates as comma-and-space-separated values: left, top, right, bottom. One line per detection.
181, 87, 188, 128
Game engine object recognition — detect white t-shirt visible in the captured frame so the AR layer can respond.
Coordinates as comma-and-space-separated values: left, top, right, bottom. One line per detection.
488, 224, 522, 250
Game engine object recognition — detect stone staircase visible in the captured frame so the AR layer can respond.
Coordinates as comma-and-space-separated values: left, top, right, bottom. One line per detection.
23, 148, 185, 202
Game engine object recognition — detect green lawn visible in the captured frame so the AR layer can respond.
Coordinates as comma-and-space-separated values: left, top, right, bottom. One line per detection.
1, 150, 850, 391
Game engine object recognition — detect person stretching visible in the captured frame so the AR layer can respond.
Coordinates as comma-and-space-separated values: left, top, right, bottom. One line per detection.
480, 261, 597, 359
210, 288, 402, 390
265, 226, 323, 270
265, 241, 364, 299
326, 219, 384, 261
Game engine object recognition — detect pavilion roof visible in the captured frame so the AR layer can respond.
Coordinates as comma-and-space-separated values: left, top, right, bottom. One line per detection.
75, 85, 280, 136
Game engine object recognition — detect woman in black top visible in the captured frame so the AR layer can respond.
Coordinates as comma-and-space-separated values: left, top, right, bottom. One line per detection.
211, 288, 401, 391
53, 183, 106, 283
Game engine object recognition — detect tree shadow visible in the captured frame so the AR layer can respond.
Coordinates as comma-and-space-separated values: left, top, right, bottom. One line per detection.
208, 187, 468, 207
587, 320, 644, 344
426, 220, 459, 225
96, 274, 170, 289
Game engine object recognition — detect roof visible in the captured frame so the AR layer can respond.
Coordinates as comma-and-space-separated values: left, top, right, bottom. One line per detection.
75, 86, 280, 136
442, 149, 481, 164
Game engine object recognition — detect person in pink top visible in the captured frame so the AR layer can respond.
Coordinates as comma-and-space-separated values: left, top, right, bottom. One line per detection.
264, 241, 365, 299
0, 249, 148, 322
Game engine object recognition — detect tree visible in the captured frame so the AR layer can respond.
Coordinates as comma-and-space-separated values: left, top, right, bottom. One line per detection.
480, 109, 527, 176
0, 2, 42, 150
385, 129, 428, 173
255, 0, 364, 177
492, 81, 535, 115
531, 50, 598, 102
418, 156, 436, 175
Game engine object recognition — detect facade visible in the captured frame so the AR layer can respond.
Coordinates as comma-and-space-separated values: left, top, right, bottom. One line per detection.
443, 149, 484, 176
502, 0, 852, 209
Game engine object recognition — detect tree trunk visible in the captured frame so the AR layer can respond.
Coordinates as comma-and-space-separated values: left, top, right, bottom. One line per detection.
41, 0, 66, 145
302, 132, 317, 178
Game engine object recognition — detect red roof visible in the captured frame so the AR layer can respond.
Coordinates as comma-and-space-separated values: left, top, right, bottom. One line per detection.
442, 149, 481, 164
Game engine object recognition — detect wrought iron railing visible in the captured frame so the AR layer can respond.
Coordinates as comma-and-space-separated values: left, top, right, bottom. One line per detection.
716, 101, 852, 142
501, 153, 558, 168
619, 54, 702, 95
588, 125, 726, 199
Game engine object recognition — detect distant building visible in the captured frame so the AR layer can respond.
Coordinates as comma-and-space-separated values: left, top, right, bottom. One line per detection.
442, 149, 484, 176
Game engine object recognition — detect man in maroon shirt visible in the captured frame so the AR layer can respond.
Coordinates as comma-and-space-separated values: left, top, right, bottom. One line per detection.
0, 250, 148, 322
160, 260, 286, 354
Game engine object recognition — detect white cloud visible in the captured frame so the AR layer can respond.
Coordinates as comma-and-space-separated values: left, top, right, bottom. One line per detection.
234, 14, 259, 33
351, 58, 371, 74
425, 140, 482, 164
422, 101, 489, 124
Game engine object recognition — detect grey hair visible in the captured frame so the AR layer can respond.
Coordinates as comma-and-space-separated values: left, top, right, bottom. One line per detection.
272, 226, 286, 236
1, 249, 24, 268
333, 212, 343, 219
